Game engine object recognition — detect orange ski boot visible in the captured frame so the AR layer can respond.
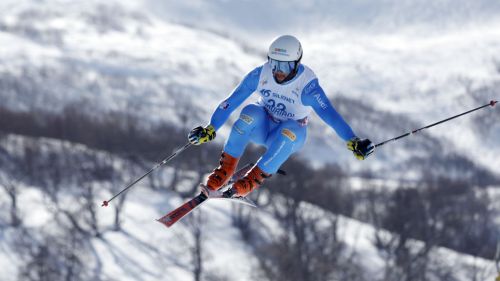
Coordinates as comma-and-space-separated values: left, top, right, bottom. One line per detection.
225, 165, 271, 198
203, 152, 239, 195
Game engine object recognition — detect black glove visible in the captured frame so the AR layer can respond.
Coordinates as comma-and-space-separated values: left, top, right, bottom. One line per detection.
188, 125, 216, 145
346, 137, 374, 160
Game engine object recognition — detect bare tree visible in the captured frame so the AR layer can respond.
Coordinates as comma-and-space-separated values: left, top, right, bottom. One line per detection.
254, 194, 355, 281
368, 176, 497, 281
109, 156, 136, 232
56, 182, 102, 238
112, 192, 127, 232
0, 178, 22, 227
189, 212, 204, 281
374, 226, 437, 281
495, 241, 500, 281
230, 204, 256, 242
17, 228, 93, 281
82, 183, 102, 237
177, 145, 214, 199
461, 258, 492, 281
178, 210, 212, 281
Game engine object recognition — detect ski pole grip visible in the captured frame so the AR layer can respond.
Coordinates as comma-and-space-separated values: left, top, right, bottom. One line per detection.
491, 100, 498, 107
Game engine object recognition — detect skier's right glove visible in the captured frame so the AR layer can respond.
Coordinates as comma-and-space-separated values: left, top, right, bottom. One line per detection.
347, 137, 374, 160
188, 125, 216, 145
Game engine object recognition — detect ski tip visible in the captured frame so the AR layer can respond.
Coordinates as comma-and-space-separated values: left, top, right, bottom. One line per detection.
101, 200, 109, 207
490, 100, 498, 107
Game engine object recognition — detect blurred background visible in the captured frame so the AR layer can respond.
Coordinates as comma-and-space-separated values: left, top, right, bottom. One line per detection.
1, 0, 499, 280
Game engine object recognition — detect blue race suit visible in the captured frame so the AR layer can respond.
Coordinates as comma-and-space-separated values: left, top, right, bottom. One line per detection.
209, 62, 356, 174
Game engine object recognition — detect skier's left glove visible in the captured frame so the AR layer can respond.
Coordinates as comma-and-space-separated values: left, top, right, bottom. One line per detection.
188, 125, 216, 145
347, 137, 374, 160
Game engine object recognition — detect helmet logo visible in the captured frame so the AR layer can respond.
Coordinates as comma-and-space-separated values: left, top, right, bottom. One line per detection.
271, 48, 289, 57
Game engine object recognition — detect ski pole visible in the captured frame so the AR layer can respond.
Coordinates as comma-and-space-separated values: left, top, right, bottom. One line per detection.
375, 100, 497, 149
102, 142, 192, 207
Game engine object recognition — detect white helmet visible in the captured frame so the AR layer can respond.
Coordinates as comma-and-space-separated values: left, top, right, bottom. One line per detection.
268, 35, 303, 62
267, 35, 303, 83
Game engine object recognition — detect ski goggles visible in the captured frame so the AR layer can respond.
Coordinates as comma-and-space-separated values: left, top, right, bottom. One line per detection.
269, 58, 296, 75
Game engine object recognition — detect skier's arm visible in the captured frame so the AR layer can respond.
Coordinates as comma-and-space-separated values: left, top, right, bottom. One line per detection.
301, 79, 357, 141
209, 67, 262, 131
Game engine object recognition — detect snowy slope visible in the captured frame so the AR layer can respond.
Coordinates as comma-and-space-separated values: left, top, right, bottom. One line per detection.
0, 0, 261, 127
1, 0, 499, 182
0, 134, 498, 281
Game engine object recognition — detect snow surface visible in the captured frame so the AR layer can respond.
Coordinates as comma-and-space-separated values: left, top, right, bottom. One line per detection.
1, 164, 496, 280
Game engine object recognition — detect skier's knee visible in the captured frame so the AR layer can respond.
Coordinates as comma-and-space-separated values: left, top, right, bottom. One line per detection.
276, 121, 307, 148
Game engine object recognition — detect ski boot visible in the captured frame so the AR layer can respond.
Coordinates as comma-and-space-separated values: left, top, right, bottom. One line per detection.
224, 165, 271, 198
202, 152, 239, 197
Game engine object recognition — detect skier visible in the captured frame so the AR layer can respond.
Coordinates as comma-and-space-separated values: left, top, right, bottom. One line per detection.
188, 35, 374, 198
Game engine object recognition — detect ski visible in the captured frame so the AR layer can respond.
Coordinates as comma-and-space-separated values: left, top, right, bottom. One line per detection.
157, 163, 255, 228
157, 192, 208, 227
210, 195, 257, 208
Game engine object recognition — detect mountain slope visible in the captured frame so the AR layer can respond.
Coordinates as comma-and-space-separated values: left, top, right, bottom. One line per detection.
1, 0, 499, 183
0, 134, 496, 281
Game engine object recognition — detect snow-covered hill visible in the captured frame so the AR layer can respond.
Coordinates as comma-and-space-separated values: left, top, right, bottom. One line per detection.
0, 0, 259, 124
1, 0, 499, 182
0, 134, 497, 281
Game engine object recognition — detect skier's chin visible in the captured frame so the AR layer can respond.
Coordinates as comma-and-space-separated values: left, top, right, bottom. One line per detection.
274, 72, 287, 83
